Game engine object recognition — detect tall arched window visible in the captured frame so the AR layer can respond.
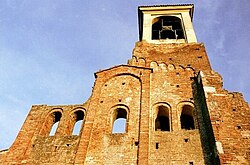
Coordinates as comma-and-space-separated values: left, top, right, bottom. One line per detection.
49, 111, 62, 136
180, 105, 195, 130
155, 105, 170, 131
112, 108, 127, 133
152, 16, 184, 40
72, 110, 85, 135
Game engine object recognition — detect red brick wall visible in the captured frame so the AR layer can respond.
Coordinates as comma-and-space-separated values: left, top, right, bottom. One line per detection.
1, 42, 249, 165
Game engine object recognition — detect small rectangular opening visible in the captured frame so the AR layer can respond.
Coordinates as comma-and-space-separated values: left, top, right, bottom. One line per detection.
189, 161, 194, 165
156, 142, 159, 149
135, 141, 139, 146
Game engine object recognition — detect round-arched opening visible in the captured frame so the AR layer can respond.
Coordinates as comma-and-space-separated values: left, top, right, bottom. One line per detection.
49, 111, 62, 136
72, 110, 85, 135
155, 105, 170, 131
152, 16, 184, 40
112, 108, 127, 133
180, 105, 195, 130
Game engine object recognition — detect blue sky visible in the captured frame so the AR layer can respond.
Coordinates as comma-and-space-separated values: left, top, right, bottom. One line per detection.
0, 0, 249, 149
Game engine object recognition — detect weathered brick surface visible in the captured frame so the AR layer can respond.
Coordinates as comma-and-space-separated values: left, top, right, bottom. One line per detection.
199, 71, 250, 164
1, 7, 250, 165
1, 42, 249, 165
1, 104, 88, 164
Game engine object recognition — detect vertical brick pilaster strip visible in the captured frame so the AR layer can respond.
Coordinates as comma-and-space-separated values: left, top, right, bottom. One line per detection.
74, 97, 99, 164
138, 70, 151, 165
74, 77, 102, 164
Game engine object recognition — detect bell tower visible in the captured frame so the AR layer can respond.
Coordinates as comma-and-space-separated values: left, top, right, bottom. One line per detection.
138, 4, 197, 43
1, 4, 250, 165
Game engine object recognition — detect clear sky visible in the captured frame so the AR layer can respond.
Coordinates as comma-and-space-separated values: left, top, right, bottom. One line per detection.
0, 0, 249, 150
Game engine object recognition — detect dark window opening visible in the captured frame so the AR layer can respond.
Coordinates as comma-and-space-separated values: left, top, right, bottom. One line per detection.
72, 110, 84, 135
155, 106, 170, 131
156, 143, 159, 149
181, 114, 195, 130
189, 162, 194, 165
152, 16, 184, 40
49, 111, 62, 136
135, 141, 139, 146
181, 105, 195, 130
112, 108, 127, 133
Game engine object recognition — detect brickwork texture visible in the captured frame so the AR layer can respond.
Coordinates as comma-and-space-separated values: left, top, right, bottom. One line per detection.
0, 4, 249, 165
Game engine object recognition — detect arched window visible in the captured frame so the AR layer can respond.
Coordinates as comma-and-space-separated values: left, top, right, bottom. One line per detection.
49, 111, 62, 136
152, 16, 184, 40
180, 105, 195, 130
155, 105, 170, 131
72, 110, 85, 135
112, 108, 127, 133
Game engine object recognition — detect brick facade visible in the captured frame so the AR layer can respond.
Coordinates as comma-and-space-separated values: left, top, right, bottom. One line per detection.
0, 4, 249, 165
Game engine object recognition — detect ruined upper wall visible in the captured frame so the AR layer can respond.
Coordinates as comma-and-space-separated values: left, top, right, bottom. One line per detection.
197, 71, 250, 164
1, 104, 88, 164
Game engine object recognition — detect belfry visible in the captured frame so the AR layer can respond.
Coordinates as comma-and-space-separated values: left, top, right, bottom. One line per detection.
1, 4, 250, 165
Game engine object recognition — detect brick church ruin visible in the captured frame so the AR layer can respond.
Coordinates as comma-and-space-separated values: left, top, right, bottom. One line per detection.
1, 4, 250, 165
